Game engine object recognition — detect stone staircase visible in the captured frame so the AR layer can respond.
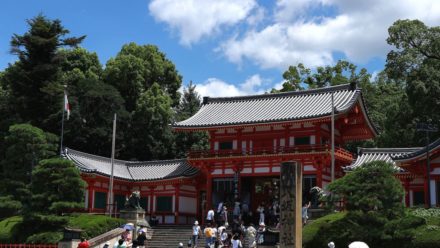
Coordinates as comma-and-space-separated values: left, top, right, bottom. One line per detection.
147, 225, 206, 248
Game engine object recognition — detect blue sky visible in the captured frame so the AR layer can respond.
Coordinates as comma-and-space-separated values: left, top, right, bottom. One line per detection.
1, 0, 440, 97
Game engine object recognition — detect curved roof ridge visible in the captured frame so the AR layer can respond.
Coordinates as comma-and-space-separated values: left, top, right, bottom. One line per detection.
359, 147, 422, 154
204, 83, 354, 104
127, 158, 188, 167
392, 138, 440, 161
66, 147, 128, 164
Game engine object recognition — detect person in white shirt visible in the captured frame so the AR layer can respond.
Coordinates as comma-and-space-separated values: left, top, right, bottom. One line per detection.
191, 221, 201, 248
206, 208, 215, 225
217, 202, 224, 214
231, 233, 242, 248
257, 204, 265, 225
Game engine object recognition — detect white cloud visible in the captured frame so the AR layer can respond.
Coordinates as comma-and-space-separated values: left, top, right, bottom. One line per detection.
194, 74, 267, 98
148, 0, 257, 46
219, 0, 440, 69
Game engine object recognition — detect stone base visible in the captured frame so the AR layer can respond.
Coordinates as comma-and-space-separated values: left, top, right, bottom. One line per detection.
119, 209, 150, 240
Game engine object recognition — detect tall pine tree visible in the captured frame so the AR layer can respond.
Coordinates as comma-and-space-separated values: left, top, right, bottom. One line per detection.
2, 14, 85, 133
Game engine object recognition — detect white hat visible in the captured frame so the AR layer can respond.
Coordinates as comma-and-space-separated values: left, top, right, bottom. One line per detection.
348, 241, 369, 248
194, 220, 199, 225
259, 222, 266, 226
179, 243, 183, 246
328, 241, 335, 248
105, 242, 110, 246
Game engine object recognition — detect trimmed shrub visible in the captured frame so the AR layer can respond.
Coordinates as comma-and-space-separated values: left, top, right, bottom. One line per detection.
303, 212, 428, 248
26, 232, 63, 244
0, 214, 125, 243
0, 216, 22, 243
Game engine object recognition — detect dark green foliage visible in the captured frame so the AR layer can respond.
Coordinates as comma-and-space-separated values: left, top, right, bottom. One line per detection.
304, 212, 427, 248
127, 83, 176, 160
30, 158, 85, 215
0, 196, 22, 220
62, 77, 128, 157
385, 19, 440, 145
0, 216, 22, 243
0, 214, 125, 244
0, 124, 57, 216
3, 14, 85, 133
26, 232, 63, 244
174, 82, 209, 157
327, 161, 405, 218
104, 42, 182, 110
274, 60, 369, 92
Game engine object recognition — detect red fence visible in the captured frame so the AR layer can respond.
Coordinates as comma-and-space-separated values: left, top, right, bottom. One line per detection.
0, 244, 57, 248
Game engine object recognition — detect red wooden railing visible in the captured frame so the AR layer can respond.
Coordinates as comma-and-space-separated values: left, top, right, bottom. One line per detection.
188, 144, 353, 160
0, 244, 57, 248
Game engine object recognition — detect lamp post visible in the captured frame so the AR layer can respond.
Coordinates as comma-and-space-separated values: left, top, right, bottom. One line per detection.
416, 122, 438, 208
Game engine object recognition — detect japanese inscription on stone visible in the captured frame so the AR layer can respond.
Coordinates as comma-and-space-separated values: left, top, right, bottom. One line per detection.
280, 161, 302, 248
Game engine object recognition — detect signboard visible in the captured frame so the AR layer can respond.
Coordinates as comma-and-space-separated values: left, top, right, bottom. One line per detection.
280, 161, 302, 248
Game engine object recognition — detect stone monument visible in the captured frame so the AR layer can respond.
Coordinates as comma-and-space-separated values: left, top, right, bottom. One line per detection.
279, 161, 302, 248
119, 191, 150, 239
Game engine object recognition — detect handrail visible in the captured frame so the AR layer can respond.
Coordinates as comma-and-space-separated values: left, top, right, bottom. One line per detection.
188, 144, 353, 160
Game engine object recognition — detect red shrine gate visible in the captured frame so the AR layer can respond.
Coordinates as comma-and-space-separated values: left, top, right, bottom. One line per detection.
173, 84, 377, 213
67, 84, 383, 224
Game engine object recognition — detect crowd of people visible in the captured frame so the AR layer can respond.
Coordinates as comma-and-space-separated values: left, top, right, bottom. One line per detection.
187, 199, 285, 248
188, 219, 267, 248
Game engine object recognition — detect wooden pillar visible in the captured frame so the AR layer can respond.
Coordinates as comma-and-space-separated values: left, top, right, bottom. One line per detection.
149, 186, 155, 216
88, 181, 94, 212
175, 183, 180, 224
316, 160, 322, 188
404, 178, 410, 207
206, 165, 213, 212
424, 175, 429, 208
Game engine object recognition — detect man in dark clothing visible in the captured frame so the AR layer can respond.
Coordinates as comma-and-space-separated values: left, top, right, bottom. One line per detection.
132, 229, 147, 248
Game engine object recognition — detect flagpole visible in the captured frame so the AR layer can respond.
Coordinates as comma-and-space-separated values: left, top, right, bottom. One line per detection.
108, 113, 117, 216
60, 85, 67, 156
331, 92, 335, 182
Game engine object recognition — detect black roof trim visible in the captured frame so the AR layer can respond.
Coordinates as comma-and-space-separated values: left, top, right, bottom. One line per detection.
392, 138, 440, 161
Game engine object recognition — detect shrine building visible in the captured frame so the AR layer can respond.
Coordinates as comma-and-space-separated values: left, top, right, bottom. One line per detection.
65, 83, 385, 224
347, 138, 440, 208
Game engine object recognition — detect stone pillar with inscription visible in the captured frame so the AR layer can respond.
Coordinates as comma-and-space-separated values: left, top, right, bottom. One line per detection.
279, 161, 302, 248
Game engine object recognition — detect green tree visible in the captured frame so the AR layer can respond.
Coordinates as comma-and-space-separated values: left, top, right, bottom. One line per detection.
386, 19, 440, 144
125, 83, 175, 160
2, 15, 85, 134
328, 161, 405, 218
0, 124, 57, 217
104, 43, 182, 110
275, 60, 370, 92
65, 78, 128, 156
30, 158, 85, 215
174, 82, 209, 157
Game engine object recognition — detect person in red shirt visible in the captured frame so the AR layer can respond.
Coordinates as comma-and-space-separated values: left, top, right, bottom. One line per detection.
78, 238, 90, 248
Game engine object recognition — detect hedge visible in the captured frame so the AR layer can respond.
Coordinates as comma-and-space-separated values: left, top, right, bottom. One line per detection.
0, 214, 125, 244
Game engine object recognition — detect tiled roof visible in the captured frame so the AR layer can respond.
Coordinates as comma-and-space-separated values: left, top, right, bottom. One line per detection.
345, 147, 420, 171
392, 138, 440, 161
173, 84, 376, 133
64, 148, 199, 181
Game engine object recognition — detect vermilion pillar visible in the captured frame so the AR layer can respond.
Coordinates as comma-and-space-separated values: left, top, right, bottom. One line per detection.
88, 180, 94, 212
404, 179, 410, 207
175, 184, 180, 224
149, 186, 155, 215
